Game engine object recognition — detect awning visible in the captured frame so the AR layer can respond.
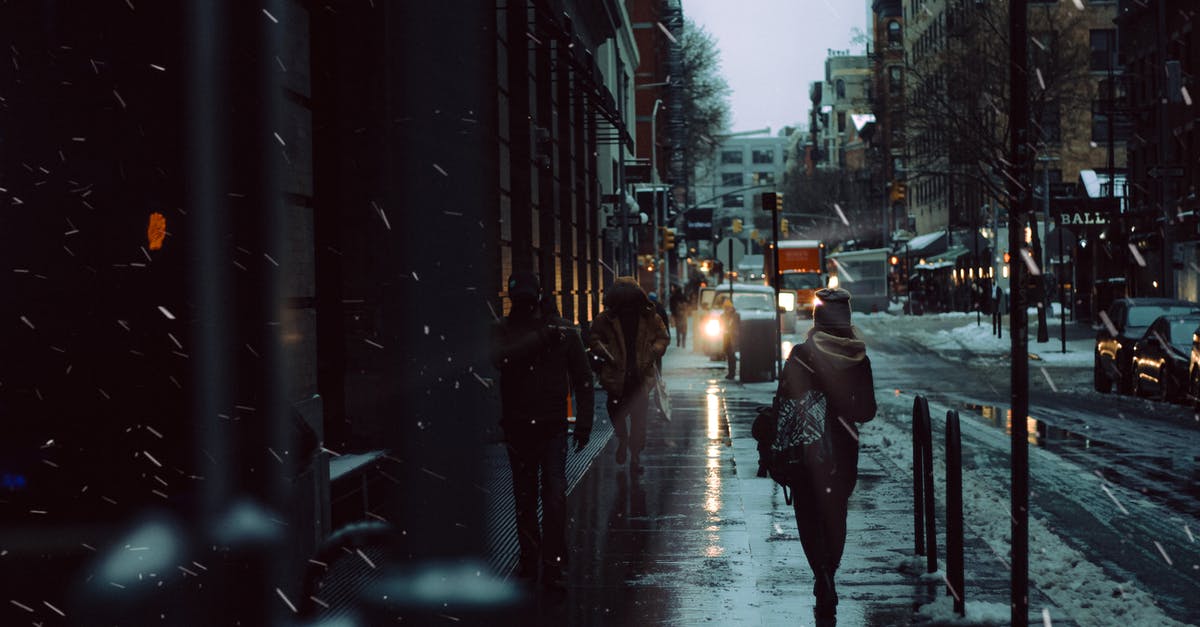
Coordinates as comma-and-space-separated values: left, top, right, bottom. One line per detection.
902, 230, 948, 256
914, 246, 970, 271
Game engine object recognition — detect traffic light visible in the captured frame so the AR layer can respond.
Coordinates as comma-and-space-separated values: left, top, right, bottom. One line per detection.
889, 182, 907, 203
750, 229, 759, 241
889, 255, 899, 266
732, 218, 743, 234
663, 228, 676, 251
780, 218, 789, 236
761, 191, 783, 212
1003, 251, 1011, 264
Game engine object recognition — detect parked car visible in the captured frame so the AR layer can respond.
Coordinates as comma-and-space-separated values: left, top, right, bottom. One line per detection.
1094, 298, 1200, 394
1131, 314, 1200, 402
696, 283, 779, 361
1191, 329, 1200, 410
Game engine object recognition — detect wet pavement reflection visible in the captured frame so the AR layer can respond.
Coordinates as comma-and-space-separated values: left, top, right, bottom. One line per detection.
512, 349, 975, 626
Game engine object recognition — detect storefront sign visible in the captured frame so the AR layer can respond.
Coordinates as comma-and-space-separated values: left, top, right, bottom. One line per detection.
1057, 211, 1109, 226
1051, 197, 1118, 228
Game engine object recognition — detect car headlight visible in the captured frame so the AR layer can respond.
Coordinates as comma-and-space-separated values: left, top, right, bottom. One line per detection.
704, 318, 722, 338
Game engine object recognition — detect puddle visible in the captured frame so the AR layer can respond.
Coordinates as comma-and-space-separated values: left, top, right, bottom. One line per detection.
958, 403, 1105, 451
947, 402, 1200, 515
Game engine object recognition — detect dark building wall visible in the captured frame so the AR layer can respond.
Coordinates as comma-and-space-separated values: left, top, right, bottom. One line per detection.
498, 0, 619, 324
1117, 0, 1200, 298
309, 3, 499, 559
0, 0, 323, 616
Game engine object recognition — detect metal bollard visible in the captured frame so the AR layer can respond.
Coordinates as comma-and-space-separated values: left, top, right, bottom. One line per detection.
919, 397, 938, 574
912, 396, 926, 556
946, 410, 965, 615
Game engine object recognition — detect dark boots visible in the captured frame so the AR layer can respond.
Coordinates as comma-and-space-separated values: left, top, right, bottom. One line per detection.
813, 571, 838, 622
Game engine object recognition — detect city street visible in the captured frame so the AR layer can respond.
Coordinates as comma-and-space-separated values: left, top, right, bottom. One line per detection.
498, 315, 1198, 626
4, 1, 1199, 624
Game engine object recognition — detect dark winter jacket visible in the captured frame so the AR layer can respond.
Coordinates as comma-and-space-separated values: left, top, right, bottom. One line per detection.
652, 301, 671, 340
490, 311, 595, 438
769, 327, 876, 480
589, 278, 670, 398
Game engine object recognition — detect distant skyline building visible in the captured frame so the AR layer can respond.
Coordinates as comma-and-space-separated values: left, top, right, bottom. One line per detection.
693, 132, 791, 239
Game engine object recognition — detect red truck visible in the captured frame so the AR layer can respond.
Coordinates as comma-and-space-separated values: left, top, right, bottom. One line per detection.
771, 240, 825, 318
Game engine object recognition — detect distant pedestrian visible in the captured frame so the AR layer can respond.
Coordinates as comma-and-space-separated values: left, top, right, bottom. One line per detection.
772, 287, 876, 624
648, 291, 670, 363
669, 284, 688, 347
588, 277, 669, 474
490, 272, 595, 588
721, 300, 740, 380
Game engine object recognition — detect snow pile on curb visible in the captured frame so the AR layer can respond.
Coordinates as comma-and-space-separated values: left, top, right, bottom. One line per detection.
863, 394, 1190, 627
915, 594, 1010, 626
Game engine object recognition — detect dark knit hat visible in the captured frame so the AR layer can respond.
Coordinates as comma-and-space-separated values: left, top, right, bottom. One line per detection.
813, 287, 852, 329
507, 271, 540, 299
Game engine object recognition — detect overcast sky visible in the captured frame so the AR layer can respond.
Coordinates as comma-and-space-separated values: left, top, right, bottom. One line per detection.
683, 0, 868, 134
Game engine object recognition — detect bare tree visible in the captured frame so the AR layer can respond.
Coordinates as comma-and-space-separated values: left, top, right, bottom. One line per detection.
676, 18, 731, 192
902, 1, 1092, 225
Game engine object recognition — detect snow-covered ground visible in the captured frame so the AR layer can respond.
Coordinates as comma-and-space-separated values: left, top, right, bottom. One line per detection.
752, 313, 1200, 624
857, 313, 1095, 369
866, 391, 1192, 626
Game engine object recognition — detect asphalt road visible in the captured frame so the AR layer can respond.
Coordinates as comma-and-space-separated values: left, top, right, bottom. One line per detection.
855, 315, 1200, 625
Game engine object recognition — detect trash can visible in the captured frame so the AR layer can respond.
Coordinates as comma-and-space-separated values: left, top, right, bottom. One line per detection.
738, 318, 776, 383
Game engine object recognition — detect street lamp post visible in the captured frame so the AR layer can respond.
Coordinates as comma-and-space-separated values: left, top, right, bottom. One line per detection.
1008, 1, 1032, 623
651, 98, 666, 300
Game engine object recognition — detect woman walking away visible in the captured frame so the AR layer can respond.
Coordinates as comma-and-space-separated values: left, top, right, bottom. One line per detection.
668, 284, 688, 347
588, 277, 669, 473
773, 287, 876, 625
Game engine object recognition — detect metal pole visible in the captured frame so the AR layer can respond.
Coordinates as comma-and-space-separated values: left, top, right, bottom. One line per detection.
652, 98, 665, 299
728, 237, 734, 297
1060, 223, 1067, 353
920, 398, 937, 574
946, 410, 965, 616
617, 57, 629, 276
912, 396, 926, 556
1008, 0, 1032, 622
772, 199, 781, 379
1157, 0, 1173, 298
974, 206, 981, 326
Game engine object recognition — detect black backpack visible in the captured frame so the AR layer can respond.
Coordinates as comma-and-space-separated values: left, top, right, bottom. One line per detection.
752, 342, 874, 504
762, 387, 832, 505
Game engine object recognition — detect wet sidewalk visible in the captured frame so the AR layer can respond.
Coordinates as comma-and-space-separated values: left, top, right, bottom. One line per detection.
508, 342, 1075, 626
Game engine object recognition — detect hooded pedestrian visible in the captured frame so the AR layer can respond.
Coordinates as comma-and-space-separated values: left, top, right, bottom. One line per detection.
772, 287, 876, 624
588, 277, 669, 473
721, 300, 740, 380
490, 272, 595, 588
668, 284, 688, 347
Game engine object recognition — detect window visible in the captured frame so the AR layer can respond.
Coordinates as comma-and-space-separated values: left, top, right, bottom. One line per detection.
1034, 102, 1061, 143
1090, 29, 1115, 71
837, 112, 846, 133
887, 21, 902, 47
721, 150, 743, 164
722, 172, 743, 186
751, 149, 775, 164
722, 194, 744, 208
889, 66, 902, 96
836, 79, 846, 99
1092, 113, 1110, 142
752, 171, 775, 185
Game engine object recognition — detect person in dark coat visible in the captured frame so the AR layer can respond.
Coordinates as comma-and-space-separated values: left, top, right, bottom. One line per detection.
668, 284, 688, 347
490, 272, 595, 587
648, 291, 670, 369
588, 277, 669, 473
773, 287, 876, 624
721, 300, 740, 380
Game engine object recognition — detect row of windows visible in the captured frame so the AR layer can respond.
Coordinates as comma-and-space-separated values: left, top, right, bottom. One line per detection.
720, 172, 776, 186
720, 149, 777, 164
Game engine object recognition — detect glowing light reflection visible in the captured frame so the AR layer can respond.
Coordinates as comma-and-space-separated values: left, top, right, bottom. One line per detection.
706, 387, 721, 440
